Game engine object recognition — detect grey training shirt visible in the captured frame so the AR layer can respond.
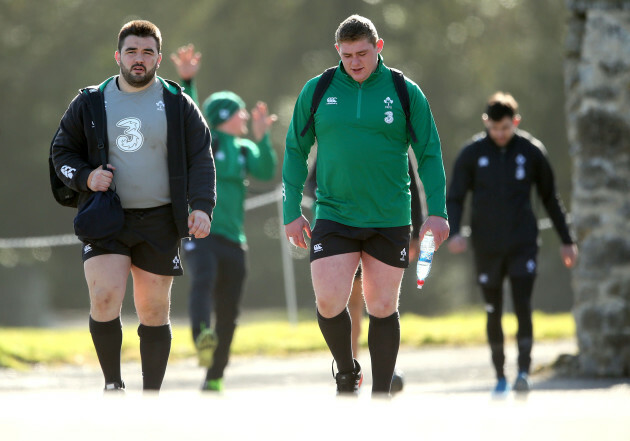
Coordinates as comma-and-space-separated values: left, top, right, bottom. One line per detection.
104, 77, 170, 208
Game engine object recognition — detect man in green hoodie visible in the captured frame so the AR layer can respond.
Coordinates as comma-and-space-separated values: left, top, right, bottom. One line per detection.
171, 45, 277, 391
283, 15, 449, 395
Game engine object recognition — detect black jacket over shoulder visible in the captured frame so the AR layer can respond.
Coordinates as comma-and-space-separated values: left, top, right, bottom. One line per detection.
446, 129, 573, 255
52, 76, 216, 239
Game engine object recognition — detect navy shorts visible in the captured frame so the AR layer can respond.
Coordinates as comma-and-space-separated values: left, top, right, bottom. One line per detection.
310, 219, 411, 268
81, 204, 183, 276
474, 245, 538, 288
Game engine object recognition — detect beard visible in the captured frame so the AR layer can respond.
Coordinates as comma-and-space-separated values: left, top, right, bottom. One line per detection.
120, 63, 157, 88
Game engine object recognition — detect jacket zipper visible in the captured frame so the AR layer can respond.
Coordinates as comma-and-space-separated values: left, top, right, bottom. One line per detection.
356, 84, 362, 119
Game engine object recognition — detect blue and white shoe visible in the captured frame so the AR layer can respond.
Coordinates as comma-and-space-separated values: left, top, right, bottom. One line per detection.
492, 377, 510, 396
513, 371, 532, 393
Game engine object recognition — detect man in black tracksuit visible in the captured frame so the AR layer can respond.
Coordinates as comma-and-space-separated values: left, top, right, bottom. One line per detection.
52, 20, 215, 392
446, 92, 577, 394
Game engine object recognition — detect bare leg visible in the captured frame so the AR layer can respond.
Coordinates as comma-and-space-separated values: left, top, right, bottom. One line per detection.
84, 254, 131, 321
311, 252, 360, 317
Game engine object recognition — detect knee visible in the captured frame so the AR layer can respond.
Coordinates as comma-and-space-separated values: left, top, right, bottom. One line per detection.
135, 294, 170, 326
365, 297, 398, 318
513, 299, 532, 317
137, 306, 170, 326
89, 285, 123, 318
315, 295, 346, 318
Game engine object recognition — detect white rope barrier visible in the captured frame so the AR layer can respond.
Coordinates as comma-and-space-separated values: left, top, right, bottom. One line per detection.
0, 234, 80, 249
0, 197, 568, 248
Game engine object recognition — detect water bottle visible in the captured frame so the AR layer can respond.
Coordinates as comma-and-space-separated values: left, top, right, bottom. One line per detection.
417, 231, 435, 289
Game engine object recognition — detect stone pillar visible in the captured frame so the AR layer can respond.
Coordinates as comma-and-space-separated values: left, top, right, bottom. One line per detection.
565, 1, 630, 376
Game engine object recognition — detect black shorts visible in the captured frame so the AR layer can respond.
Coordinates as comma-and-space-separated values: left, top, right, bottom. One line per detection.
310, 219, 411, 268
474, 245, 538, 288
81, 204, 183, 277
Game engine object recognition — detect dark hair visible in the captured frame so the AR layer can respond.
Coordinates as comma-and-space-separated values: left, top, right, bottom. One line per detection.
484, 92, 519, 121
335, 15, 378, 46
118, 20, 162, 53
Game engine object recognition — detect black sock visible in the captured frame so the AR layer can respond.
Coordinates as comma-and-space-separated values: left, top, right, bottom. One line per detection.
317, 308, 354, 373
138, 323, 172, 391
89, 316, 123, 385
368, 312, 400, 393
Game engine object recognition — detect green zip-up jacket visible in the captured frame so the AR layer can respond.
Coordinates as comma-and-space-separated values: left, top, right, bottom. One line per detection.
182, 80, 277, 244
282, 56, 447, 227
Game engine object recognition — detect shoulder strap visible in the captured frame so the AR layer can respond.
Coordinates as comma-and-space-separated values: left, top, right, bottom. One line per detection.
300, 66, 337, 137
390, 68, 418, 144
82, 88, 108, 170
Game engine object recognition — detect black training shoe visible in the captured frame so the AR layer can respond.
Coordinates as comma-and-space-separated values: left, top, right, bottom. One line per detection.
390, 368, 405, 394
104, 381, 125, 393
333, 359, 363, 395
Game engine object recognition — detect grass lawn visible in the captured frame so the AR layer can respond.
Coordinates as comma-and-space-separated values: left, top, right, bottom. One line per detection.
0, 310, 575, 370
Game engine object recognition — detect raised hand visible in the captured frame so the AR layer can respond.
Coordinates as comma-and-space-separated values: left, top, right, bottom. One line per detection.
251, 101, 278, 141
170, 43, 201, 81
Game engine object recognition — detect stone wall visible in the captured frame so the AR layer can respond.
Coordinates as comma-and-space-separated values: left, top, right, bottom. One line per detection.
565, 0, 630, 376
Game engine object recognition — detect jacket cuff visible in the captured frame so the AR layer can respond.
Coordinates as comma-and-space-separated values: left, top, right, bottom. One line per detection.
283, 205, 302, 225
190, 200, 215, 221
76, 167, 93, 192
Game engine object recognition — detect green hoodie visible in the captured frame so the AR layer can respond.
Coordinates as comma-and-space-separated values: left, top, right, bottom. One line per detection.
283, 56, 446, 227
183, 80, 277, 244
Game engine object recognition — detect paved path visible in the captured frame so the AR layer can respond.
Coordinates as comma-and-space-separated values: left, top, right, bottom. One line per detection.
1, 339, 629, 440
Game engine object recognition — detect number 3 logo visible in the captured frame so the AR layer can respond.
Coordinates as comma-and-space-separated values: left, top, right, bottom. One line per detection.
116, 117, 144, 152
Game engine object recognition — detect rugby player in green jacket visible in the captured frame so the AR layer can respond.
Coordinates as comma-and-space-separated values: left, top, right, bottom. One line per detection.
171, 44, 277, 392
283, 15, 449, 395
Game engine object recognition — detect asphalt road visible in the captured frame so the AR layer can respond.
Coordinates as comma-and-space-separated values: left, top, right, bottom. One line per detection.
1, 339, 629, 440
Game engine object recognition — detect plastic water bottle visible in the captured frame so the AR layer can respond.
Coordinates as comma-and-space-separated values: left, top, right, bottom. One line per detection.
417, 231, 435, 289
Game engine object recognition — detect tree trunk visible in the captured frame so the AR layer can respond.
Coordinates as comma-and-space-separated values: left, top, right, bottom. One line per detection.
565, 0, 630, 376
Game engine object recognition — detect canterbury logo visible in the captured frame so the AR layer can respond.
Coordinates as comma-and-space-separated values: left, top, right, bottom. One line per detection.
60, 165, 76, 179
313, 243, 323, 252
326, 97, 338, 105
